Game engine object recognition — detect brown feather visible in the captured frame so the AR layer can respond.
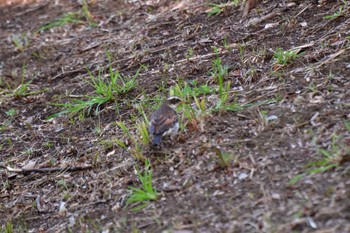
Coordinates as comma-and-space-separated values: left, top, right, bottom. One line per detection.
242, 0, 259, 18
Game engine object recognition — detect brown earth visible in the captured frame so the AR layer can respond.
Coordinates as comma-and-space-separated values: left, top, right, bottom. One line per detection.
1, 0, 350, 232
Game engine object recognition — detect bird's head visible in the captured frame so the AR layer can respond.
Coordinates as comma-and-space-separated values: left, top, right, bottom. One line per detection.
165, 96, 184, 109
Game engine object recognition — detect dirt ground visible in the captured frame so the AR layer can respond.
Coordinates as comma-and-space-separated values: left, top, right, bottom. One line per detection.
1, 0, 350, 232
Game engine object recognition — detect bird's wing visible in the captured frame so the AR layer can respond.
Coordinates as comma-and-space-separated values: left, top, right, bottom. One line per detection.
150, 107, 177, 135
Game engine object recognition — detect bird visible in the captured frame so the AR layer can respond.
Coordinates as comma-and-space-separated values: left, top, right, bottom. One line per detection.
149, 96, 182, 147
242, 0, 259, 18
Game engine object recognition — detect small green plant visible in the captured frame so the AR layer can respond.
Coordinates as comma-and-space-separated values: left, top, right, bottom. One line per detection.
193, 95, 208, 117
207, 1, 240, 17
306, 149, 338, 173
306, 133, 347, 174
208, 3, 225, 16
211, 48, 231, 110
169, 81, 214, 103
115, 121, 146, 161
2, 179, 11, 190
289, 130, 350, 185
11, 34, 30, 52
5, 108, 17, 116
49, 53, 141, 119
211, 146, 235, 168
4, 65, 47, 98
288, 174, 304, 185
323, 5, 343, 20
211, 50, 229, 86
63, 191, 71, 201
171, 75, 216, 110
2, 222, 13, 233
185, 48, 194, 60
89, 51, 140, 98
137, 120, 150, 146
49, 96, 110, 119
57, 178, 69, 190
181, 101, 201, 131
38, 12, 84, 31
136, 104, 150, 125
344, 121, 350, 133
238, 43, 247, 62
273, 48, 303, 66
126, 160, 159, 211
38, 0, 95, 32
81, 0, 94, 22
169, 81, 212, 131
214, 81, 231, 111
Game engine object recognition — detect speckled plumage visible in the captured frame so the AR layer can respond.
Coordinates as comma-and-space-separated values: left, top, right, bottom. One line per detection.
149, 97, 180, 146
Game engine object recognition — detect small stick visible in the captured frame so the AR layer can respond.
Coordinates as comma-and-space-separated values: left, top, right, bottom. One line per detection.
0, 164, 92, 174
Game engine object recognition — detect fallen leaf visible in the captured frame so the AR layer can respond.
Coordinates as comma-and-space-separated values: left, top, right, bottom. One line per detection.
22, 160, 37, 170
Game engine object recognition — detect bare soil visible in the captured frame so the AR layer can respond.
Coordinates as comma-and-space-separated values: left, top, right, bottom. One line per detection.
1, 0, 350, 232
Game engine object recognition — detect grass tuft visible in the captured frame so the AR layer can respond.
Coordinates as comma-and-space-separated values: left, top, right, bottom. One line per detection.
4, 64, 47, 98
207, 1, 241, 17
2, 222, 14, 233
115, 121, 147, 161
49, 52, 141, 119
273, 48, 303, 67
38, 0, 95, 32
289, 125, 350, 184
38, 12, 85, 32
126, 160, 159, 211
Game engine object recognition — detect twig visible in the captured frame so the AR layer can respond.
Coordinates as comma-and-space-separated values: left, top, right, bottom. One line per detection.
0, 164, 92, 173
15, 2, 49, 17
246, 6, 287, 27
36, 195, 43, 212
317, 48, 348, 68
50, 67, 87, 81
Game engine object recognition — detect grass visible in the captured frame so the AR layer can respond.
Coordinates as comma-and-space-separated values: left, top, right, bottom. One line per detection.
210, 48, 231, 111
115, 121, 149, 161
126, 160, 159, 211
207, 3, 226, 17
185, 48, 194, 60
1, 222, 13, 233
207, 1, 241, 17
171, 49, 231, 111
48, 96, 110, 119
49, 52, 141, 119
289, 126, 350, 185
57, 178, 69, 190
89, 51, 140, 97
5, 108, 17, 117
211, 48, 229, 95
211, 146, 235, 168
11, 34, 30, 52
306, 133, 347, 174
4, 65, 47, 98
168, 50, 272, 131
170, 80, 215, 101
323, 5, 343, 20
38, 12, 85, 32
81, 0, 94, 22
137, 120, 150, 146
273, 48, 303, 67
38, 0, 95, 32
344, 120, 350, 133
169, 81, 212, 131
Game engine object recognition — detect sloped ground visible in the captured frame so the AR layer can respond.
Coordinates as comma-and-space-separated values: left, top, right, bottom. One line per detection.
1, 0, 350, 232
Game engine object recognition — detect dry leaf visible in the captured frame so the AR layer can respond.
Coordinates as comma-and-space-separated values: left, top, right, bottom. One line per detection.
22, 160, 37, 170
